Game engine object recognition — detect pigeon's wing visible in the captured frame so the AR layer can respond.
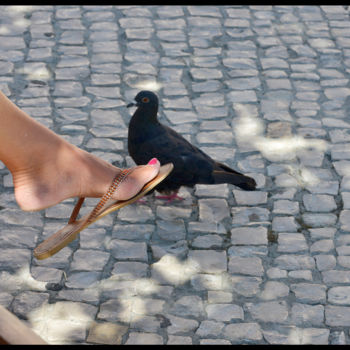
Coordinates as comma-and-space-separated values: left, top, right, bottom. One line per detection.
149, 125, 215, 184
160, 127, 256, 189
214, 160, 246, 176
164, 125, 214, 160
130, 122, 217, 185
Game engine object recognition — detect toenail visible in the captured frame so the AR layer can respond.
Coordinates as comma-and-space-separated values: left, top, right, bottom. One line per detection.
147, 158, 159, 165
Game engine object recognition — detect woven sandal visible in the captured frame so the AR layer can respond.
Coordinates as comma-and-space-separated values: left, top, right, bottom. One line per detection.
33, 163, 173, 260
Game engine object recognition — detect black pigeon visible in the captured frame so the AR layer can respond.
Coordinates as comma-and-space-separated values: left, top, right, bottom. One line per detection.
127, 90, 257, 201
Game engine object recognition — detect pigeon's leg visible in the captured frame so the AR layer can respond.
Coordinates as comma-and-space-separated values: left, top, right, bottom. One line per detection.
136, 198, 148, 204
156, 191, 184, 203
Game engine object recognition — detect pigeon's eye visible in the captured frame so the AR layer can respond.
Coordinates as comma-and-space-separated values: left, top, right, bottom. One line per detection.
142, 97, 150, 103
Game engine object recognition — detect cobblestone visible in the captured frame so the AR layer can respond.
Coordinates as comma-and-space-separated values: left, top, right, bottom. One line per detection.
223, 322, 262, 342
246, 300, 289, 323
1, 4, 350, 345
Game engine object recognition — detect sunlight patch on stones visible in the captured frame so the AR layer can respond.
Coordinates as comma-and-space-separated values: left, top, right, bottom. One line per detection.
0, 265, 46, 293
135, 80, 162, 92
17, 65, 51, 81
151, 254, 200, 286
232, 103, 329, 187
7, 6, 34, 13
28, 301, 95, 344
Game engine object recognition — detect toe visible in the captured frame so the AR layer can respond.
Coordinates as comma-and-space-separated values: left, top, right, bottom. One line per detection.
112, 159, 160, 201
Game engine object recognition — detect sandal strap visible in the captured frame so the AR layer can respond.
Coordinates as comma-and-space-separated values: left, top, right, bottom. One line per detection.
68, 169, 132, 225
68, 197, 85, 224
86, 168, 132, 223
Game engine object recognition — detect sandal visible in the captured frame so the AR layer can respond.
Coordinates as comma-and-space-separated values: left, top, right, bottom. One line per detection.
33, 163, 174, 260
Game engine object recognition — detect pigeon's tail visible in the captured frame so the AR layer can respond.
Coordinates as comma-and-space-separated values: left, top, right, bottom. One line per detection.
213, 170, 257, 191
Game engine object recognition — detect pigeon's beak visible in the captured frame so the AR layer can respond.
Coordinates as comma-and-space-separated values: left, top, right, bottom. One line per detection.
127, 102, 136, 108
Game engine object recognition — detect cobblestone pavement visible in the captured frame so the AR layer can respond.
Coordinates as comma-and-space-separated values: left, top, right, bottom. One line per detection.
1, 5, 350, 345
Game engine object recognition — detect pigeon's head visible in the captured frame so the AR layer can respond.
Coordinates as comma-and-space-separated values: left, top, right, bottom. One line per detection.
127, 90, 159, 110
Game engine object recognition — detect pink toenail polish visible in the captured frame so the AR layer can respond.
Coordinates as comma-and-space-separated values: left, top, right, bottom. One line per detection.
148, 158, 158, 165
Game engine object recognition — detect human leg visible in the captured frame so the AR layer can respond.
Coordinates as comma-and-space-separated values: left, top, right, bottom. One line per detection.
0, 91, 160, 211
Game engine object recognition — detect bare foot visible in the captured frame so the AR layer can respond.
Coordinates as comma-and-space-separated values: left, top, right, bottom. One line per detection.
12, 143, 160, 212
